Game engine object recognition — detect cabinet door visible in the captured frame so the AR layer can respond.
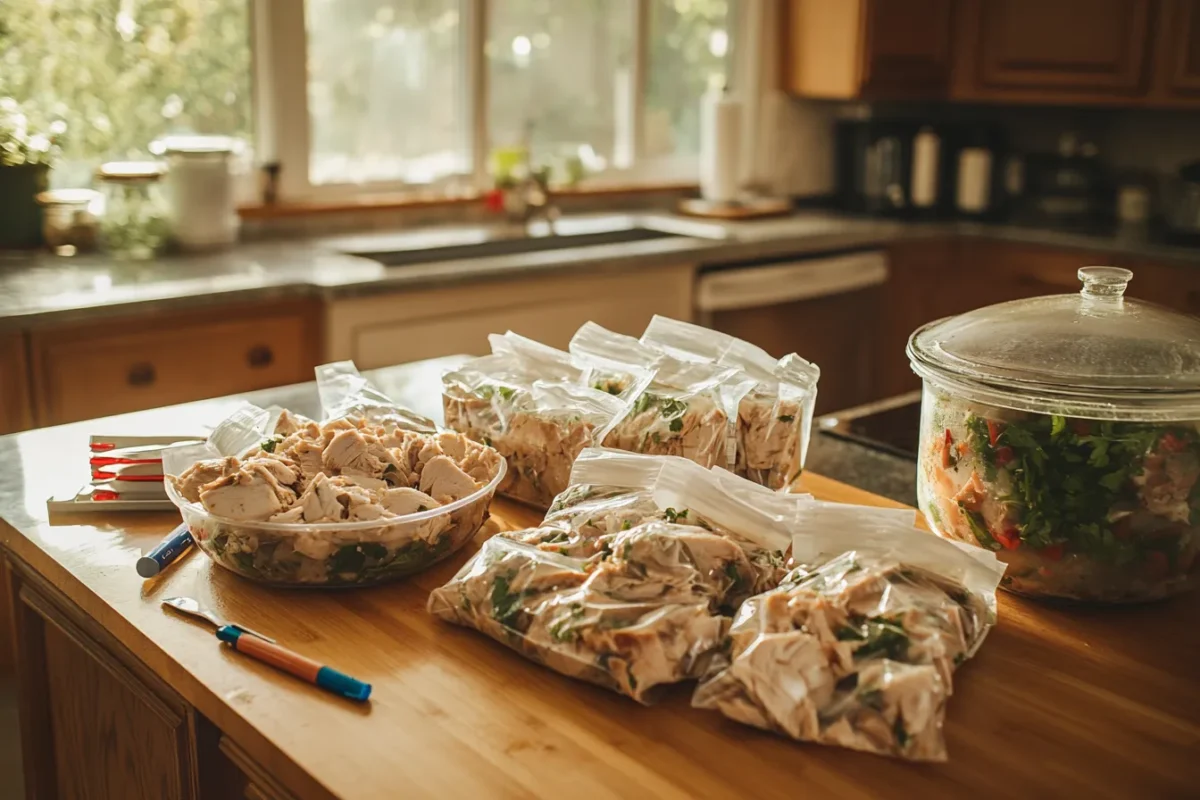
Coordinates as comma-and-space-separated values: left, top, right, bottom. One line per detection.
9, 561, 199, 800
782, 0, 952, 99
859, 0, 954, 96
956, 239, 1134, 305
1159, 0, 1200, 98
876, 238, 961, 400
0, 331, 33, 435
957, 0, 1154, 98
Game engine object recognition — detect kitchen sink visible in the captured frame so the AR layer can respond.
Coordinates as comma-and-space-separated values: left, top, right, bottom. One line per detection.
332, 216, 723, 268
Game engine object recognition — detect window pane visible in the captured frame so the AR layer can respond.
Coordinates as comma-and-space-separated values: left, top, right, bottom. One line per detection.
1, 0, 251, 187
645, 0, 730, 159
488, 0, 634, 172
307, 0, 468, 186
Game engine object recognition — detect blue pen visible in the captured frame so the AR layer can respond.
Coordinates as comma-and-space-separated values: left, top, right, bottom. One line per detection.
137, 522, 194, 578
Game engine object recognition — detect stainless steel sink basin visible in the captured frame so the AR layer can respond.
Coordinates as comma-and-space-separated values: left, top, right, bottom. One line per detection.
330, 215, 725, 268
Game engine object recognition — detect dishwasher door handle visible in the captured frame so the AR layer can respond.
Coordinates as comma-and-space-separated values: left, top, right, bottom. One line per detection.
695, 250, 889, 313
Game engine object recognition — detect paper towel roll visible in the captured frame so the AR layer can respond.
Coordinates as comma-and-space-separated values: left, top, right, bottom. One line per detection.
700, 87, 742, 204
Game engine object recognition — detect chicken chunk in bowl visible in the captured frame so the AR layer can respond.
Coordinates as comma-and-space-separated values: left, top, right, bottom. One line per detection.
166, 411, 506, 587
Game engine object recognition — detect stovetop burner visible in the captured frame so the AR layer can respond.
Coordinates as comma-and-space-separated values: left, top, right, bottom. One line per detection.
817, 391, 923, 461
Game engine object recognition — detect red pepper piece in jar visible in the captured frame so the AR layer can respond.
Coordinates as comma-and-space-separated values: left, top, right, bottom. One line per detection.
995, 526, 1021, 551
1160, 432, 1188, 453
1071, 420, 1092, 436
1039, 543, 1065, 561
995, 446, 1015, 466
986, 420, 1002, 446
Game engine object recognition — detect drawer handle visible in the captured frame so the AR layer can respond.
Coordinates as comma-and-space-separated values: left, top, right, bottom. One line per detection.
246, 345, 274, 369
127, 362, 157, 387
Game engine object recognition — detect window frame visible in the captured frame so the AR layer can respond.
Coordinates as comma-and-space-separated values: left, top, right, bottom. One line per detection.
255, 0, 751, 203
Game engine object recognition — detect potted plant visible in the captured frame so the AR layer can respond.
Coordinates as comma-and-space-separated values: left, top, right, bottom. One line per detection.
0, 98, 65, 249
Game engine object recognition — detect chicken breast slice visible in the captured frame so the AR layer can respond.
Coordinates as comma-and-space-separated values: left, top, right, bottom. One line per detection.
199, 463, 295, 521
297, 473, 347, 523
420, 455, 480, 502
274, 409, 316, 436
322, 429, 388, 479
381, 487, 440, 516
171, 456, 240, 503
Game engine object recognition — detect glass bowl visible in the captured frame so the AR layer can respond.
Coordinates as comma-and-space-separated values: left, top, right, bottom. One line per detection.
165, 459, 506, 587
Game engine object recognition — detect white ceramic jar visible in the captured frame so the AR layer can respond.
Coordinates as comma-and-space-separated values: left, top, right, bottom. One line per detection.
154, 135, 241, 250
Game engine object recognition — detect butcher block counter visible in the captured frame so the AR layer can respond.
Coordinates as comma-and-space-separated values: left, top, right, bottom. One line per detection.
0, 360, 1197, 800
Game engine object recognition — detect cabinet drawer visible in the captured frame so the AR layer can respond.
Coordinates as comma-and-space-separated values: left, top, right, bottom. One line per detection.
32, 302, 320, 425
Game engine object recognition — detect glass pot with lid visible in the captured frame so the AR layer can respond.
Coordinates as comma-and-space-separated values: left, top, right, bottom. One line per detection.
908, 267, 1200, 603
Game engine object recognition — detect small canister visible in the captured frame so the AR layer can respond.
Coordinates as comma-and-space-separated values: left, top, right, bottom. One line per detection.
153, 135, 241, 250
96, 161, 171, 260
36, 188, 99, 256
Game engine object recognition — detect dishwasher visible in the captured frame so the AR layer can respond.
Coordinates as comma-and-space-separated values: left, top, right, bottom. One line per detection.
694, 248, 889, 415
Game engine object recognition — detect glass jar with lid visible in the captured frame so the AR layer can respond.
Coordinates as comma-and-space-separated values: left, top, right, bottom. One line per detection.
35, 188, 99, 255
96, 161, 171, 260
908, 267, 1200, 603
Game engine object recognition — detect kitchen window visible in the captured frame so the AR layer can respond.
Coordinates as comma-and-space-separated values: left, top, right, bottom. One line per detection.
1, 0, 253, 189
5, 0, 741, 203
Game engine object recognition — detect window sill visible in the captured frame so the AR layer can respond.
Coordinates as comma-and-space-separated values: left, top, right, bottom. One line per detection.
237, 182, 698, 220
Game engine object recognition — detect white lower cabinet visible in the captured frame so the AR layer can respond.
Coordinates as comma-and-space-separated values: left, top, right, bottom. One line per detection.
324, 264, 695, 367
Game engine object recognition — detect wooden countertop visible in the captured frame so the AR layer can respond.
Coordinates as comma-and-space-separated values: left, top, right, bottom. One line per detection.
1, 381, 1198, 799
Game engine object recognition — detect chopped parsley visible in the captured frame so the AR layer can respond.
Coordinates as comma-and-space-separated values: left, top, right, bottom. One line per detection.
778, 414, 795, 423
490, 574, 525, 629
961, 412, 1187, 561
663, 507, 688, 523
847, 617, 909, 661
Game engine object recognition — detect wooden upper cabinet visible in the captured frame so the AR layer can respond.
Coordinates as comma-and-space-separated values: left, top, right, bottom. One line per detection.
1151, 0, 1200, 101
783, 0, 954, 100
953, 0, 1155, 101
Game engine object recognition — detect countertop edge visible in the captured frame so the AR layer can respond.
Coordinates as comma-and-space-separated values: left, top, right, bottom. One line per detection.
3, 215, 1198, 330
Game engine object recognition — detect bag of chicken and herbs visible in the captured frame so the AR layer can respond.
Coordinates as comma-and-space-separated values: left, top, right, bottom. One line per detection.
441, 333, 649, 509
569, 322, 754, 473
641, 315, 820, 490
692, 502, 1004, 761
427, 450, 808, 703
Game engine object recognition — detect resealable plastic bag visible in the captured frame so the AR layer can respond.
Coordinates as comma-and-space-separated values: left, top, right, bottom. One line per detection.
641, 315, 820, 489
692, 503, 1004, 761
570, 322, 753, 472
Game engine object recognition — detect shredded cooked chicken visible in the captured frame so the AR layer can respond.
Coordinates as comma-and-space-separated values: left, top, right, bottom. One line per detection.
428, 521, 749, 703
442, 380, 613, 509
691, 552, 995, 762
170, 413, 502, 523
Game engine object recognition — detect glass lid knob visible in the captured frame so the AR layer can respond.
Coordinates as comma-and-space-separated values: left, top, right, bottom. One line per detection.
1079, 266, 1132, 299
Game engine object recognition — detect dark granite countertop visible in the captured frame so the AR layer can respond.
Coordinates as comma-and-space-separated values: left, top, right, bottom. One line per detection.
2, 210, 1197, 331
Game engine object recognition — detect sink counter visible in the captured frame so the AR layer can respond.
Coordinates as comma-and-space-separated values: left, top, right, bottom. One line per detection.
4, 209, 1199, 331
0, 212, 898, 331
